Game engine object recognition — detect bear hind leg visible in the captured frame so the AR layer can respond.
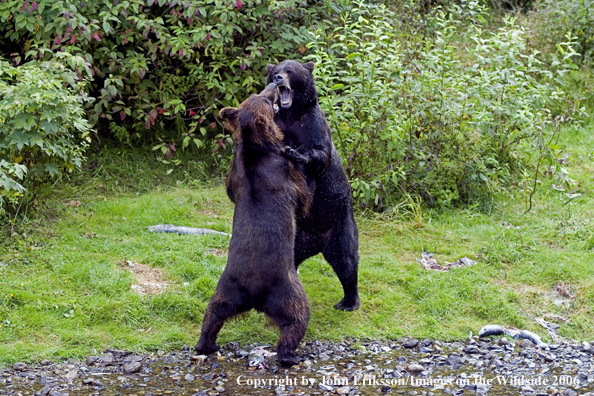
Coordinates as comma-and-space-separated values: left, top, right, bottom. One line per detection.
194, 290, 250, 355
264, 280, 309, 366
322, 216, 360, 311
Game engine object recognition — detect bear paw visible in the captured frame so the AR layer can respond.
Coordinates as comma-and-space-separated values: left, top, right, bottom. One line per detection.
283, 146, 309, 164
193, 342, 221, 355
334, 296, 360, 311
277, 352, 300, 367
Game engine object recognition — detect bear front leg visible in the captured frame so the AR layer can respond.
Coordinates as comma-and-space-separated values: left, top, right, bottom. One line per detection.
283, 146, 310, 164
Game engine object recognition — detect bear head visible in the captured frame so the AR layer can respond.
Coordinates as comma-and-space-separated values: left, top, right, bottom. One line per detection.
266, 60, 317, 110
219, 83, 283, 147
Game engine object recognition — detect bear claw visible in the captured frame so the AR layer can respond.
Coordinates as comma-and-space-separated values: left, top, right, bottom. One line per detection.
277, 353, 300, 367
283, 146, 308, 163
334, 297, 360, 311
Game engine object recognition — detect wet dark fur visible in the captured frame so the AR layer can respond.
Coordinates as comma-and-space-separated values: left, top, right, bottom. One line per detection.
194, 84, 312, 366
266, 60, 360, 311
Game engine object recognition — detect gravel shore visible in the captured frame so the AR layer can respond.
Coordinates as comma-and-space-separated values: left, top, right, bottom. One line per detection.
2, 337, 594, 396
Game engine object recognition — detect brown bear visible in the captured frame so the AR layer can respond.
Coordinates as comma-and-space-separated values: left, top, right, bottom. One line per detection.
193, 83, 312, 366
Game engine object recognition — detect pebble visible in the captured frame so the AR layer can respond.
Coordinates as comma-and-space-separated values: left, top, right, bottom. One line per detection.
517, 339, 536, 349
123, 361, 142, 373
101, 352, 114, 364
3, 338, 594, 396
407, 363, 424, 372
402, 338, 419, 348
13, 362, 27, 371
463, 344, 480, 354
85, 356, 98, 366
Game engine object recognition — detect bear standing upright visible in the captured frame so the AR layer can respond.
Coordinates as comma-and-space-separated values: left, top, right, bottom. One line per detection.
266, 60, 360, 311
194, 83, 312, 366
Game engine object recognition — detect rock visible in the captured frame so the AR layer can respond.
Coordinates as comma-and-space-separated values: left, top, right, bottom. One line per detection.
101, 352, 115, 364
463, 345, 480, 354
13, 362, 27, 371
318, 353, 330, 361
85, 356, 98, 366
40, 359, 52, 366
65, 369, 78, 380
447, 354, 460, 369
36, 385, 52, 396
336, 386, 351, 394
407, 364, 424, 372
319, 383, 333, 391
517, 339, 535, 349
185, 374, 195, 381
402, 338, 419, 348
561, 390, 577, 396
123, 362, 142, 374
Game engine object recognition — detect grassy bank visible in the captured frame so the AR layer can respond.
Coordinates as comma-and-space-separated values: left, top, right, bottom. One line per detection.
0, 124, 593, 366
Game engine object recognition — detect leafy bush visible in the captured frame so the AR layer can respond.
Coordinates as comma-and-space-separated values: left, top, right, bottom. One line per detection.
527, 0, 594, 64
0, 0, 318, 149
0, 53, 92, 213
309, 1, 580, 209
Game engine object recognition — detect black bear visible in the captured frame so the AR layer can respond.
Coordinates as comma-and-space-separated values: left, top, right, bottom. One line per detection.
194, 83, 312, 366
266, 60, 360, 311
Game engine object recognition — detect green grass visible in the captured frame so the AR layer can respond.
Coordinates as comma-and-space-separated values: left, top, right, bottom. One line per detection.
1, 124, 593, 365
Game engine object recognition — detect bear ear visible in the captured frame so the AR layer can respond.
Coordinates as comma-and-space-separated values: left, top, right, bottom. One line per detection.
219, 107, 238, 123
254, 114, 268, 128
303, 61, 315, 74
266, 64, 275, 75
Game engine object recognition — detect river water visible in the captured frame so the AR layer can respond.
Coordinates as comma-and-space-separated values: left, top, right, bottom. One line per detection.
2, 338, 593, 396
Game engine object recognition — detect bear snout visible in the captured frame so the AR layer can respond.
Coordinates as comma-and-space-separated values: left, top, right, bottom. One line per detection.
273, 74, 284, 84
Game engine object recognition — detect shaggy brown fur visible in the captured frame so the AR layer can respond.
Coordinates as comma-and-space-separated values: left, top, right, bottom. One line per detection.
194, 83, 312, 366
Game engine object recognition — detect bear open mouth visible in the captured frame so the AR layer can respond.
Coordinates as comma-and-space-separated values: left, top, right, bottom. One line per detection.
279, 86, 292, 108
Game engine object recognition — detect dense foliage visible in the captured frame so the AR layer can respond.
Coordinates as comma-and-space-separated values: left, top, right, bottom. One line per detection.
309, 1, 581, 209
0, 0, 317, 149
0, 53, 92, 214
0, 0, 591, 213
527, 0, 594, 64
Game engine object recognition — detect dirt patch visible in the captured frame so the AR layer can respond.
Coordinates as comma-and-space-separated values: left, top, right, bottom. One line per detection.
207, 248, 227, 257
118, 261, 169, 295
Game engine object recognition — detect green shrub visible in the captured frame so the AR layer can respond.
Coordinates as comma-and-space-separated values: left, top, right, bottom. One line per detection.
527, 0, 594, 64
0, 0, 319, 147
309, 1, 580, 209
0, 53, 92, 213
